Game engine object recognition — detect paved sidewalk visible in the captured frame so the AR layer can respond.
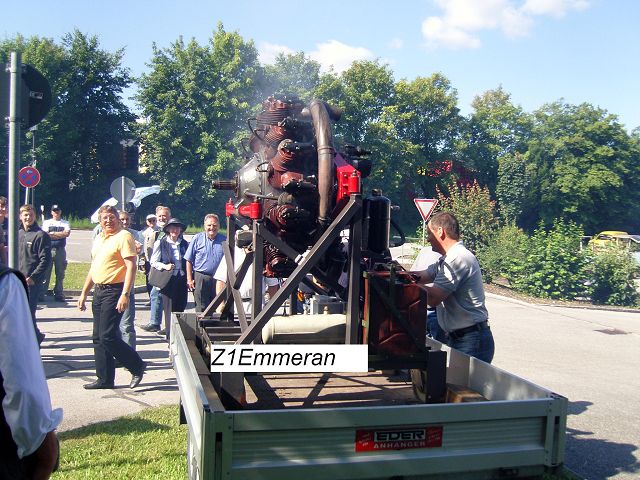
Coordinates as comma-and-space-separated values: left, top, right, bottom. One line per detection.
38, 294, 180, 432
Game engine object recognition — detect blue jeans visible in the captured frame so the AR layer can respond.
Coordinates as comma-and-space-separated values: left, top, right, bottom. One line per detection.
427, 309, 447, 343
119, 288, 136, 349
149, 286, 162, 326
447, 325, 495, 363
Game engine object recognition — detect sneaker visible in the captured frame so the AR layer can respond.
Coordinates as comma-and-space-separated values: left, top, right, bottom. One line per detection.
141, 324, 160, 332
54, 295, 65, 302
156, 328, 166, 336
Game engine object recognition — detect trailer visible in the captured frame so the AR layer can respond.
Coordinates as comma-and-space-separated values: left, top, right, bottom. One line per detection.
171, 312, 566, 480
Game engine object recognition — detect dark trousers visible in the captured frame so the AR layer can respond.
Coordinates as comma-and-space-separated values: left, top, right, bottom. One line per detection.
194, 271, 215, 313
91, 285, 144, 384
27, 282, 43, 341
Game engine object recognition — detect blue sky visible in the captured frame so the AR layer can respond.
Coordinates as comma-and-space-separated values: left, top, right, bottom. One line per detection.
3, 0, 639, 131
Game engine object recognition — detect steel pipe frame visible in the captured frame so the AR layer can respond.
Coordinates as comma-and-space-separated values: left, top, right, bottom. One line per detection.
235, 195, 363, 345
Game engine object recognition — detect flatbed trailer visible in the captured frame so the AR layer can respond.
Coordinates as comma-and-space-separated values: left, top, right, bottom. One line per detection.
171, 312, 567, 480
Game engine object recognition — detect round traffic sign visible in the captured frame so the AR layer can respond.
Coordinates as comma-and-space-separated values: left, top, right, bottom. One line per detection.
18, 166, 41, 188
110, 176, 136, 207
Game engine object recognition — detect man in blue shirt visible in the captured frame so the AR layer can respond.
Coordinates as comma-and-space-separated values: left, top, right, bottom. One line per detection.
185, 214, 226, 312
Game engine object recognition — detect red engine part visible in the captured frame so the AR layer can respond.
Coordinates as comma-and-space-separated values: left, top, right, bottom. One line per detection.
335, 153, 360, 201
363, 269, 427, 357
226, 199, 262, 219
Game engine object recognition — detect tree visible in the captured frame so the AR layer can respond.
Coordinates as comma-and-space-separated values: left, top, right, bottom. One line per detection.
315, 60, 395, 146
262, 52, 321, 102
522, 101, 640, 233
496, 151, 529, 223
1, 31, 135, 214
368, 73, 463, 227
136, 24, 264, 224
462, 87, 532, 195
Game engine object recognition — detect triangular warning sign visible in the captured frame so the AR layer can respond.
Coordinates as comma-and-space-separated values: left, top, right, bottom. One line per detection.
414, 199, 438, 221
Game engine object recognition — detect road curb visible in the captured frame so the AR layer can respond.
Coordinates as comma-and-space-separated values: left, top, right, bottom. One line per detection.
485, 291, 640, 313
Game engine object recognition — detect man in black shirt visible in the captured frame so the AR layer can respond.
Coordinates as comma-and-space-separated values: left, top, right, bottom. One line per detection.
18, 204, 51, 344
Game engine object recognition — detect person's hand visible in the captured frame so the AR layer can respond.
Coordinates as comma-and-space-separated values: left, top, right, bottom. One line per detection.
25, 430, 59, 479
77, 294, 87, 311
187, 279, 195, 290
116, 294, 129, 313
164, 263, 175, 271
25, 276, 35, 286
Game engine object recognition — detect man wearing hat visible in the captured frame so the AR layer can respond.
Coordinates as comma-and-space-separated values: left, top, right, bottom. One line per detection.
42, 205, 71, 302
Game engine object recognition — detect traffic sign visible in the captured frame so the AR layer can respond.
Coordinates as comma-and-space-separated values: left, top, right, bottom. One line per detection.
18, 166, 41, 188
110, 176, 136, 210
1, 63, 52, 129
414, 199, 438, 222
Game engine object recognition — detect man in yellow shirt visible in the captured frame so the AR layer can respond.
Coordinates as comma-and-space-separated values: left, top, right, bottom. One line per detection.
77, 205, 146, 389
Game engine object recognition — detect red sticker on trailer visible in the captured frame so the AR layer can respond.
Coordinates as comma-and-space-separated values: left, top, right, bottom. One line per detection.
355, 426, 443, 452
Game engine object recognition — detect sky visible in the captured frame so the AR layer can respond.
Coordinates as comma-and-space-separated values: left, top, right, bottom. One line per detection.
3, 0, 639, 131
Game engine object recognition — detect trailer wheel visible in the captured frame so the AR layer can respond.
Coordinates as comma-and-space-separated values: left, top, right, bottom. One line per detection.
410, 369, 427, 403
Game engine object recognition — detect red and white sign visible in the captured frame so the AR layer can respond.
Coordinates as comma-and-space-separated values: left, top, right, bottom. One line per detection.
18, 166, 41, 188
355, 426, 443, 452
414, 198, 438, 222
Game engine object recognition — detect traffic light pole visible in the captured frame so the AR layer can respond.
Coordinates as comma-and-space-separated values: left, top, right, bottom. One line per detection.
7, 52, 21, 269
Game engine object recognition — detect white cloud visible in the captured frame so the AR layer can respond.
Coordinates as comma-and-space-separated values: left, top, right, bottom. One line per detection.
523, 0, 589, 18
388, 37, 404, 50
308, 40, 374, 73
422, 16, 482, 50
422, 0, 589, 49
258, 42, 295, 65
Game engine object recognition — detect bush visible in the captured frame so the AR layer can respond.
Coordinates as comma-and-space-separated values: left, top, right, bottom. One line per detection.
418, 180, 498, 254
477, 224, 529, 284
511, 219, 589, 300
589, 246, 639, 306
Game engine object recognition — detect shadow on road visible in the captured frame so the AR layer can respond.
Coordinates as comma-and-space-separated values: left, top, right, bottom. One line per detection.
566, 400, 639, 479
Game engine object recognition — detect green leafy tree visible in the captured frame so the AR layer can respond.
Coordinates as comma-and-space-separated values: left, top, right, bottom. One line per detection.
496, 151, 529, 223
136, 24, 263, 223
522, 102, 640, 233
462, 87, 532, 195
263, 52, 321, 102
367, 73, 463, 227
315, 60, 395, 145
1, 31, 135, 214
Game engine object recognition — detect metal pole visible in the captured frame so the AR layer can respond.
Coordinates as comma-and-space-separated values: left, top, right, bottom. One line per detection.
7, 52, 21, 269
120, 177, 125, 211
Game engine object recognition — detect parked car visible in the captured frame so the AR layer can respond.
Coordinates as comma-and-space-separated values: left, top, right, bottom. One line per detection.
588, 230, 629, 249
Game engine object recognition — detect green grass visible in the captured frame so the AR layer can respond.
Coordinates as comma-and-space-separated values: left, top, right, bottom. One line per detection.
67, 215, 95, 230
65, 263, 147, 290
52, 405, 187, 480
